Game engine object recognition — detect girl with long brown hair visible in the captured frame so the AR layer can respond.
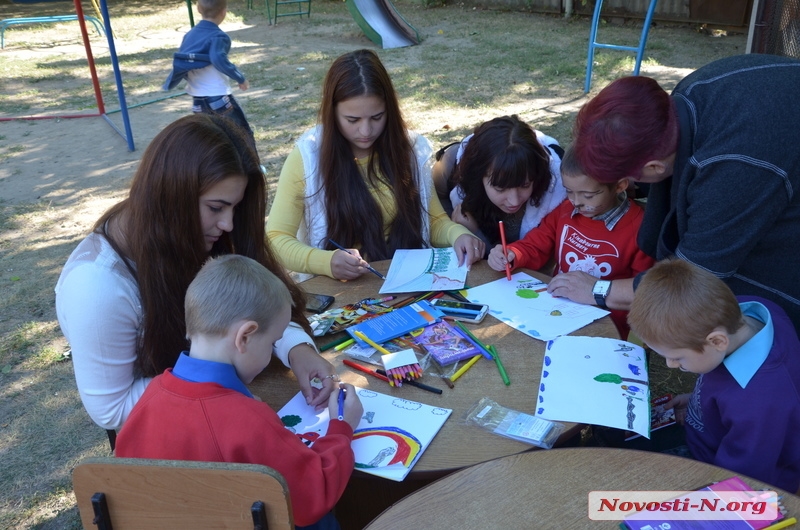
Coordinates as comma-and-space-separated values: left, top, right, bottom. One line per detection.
267, 49, 484, 280
55, 114, 336, 435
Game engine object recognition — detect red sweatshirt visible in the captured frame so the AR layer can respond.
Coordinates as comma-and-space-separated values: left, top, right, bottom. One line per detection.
508, 199, 655, 338
115, 370, 355, 526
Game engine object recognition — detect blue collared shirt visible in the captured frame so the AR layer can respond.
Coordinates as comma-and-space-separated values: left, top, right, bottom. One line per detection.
172, 352, 254, 398
723, 301, 774, 388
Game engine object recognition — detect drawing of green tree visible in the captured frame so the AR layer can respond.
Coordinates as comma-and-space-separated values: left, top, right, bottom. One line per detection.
594, 373, 647, 386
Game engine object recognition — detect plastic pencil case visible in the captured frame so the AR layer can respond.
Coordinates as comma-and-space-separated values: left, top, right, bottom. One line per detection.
464, 397, 565, 449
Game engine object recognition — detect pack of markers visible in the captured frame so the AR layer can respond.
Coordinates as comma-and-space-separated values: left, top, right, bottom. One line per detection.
308, 296, 395, 337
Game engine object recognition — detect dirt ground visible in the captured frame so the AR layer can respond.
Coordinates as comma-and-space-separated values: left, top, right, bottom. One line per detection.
0, 3, 745, 206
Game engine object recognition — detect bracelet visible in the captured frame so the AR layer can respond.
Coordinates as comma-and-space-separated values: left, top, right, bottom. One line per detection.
293, 341, 318, 354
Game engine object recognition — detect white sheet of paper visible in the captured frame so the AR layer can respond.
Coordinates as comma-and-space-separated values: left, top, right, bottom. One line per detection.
277, 387, 452, 481
466, 272, 609, 341
379, 248, 467, 294
535, 336, 650, 438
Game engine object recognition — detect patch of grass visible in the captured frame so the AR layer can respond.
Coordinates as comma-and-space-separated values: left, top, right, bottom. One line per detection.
0, 322, 65, 369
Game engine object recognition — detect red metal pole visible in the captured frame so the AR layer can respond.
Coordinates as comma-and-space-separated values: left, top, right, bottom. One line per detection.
73, 0, 105, 114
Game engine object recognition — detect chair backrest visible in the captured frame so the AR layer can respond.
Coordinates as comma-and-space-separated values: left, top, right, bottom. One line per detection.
73, 457, 293, 530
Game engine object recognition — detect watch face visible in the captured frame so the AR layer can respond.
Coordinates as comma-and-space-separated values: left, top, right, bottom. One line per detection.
593, 281, 611, 296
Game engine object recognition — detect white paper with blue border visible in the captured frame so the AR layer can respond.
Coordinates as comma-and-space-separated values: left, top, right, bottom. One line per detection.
535, 336, 651, 439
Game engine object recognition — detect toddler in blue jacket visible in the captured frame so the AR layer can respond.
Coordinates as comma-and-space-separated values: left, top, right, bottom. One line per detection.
163, 0, 255, 148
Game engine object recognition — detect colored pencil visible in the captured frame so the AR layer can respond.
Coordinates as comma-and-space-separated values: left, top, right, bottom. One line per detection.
328, 238, 386, 279
488, 344, 510, 386
377, 369, 443, 395
454, 320, 493, 360
365, 296, 395, 304
319, 335, 352, 352
498, 220, 512, 281
445, 290, 470, 303
353, 330, 392, 355
450, 354, 482, 382
390, 295, 417, 308
342, 359, 390, 383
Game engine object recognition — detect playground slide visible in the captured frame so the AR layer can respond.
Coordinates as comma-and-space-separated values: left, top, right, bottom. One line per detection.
346, 0, 420, 49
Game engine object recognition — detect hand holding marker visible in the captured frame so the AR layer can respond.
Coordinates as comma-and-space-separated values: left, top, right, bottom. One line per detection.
330, 382, 363, 429
328, 239, 386, 279
337, 384, 346, 420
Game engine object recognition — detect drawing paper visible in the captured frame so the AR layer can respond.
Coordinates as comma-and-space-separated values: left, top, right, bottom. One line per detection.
379, 248, 468, 294
467, 272, 609, 341
535, 336, 650, 438
278, 388, 452, 481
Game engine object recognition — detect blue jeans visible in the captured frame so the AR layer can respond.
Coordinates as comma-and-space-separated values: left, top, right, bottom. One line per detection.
192, 94, 256, 151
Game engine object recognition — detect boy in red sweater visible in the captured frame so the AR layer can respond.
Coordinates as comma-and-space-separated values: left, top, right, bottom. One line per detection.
488, 146, 654, 338
115, 255, 362, 529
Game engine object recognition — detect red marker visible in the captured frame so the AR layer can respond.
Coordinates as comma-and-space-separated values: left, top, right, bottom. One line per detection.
498, 220, 512, 281
342, 359, 390, 383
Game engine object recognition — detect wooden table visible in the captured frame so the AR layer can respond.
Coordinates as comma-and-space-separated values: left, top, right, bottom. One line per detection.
249, 260, 619, 528
365, 447, 800, 529
251, 260, 618, 475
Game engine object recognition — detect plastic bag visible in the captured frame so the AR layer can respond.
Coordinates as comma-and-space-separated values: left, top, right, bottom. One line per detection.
464, 397, 564, 449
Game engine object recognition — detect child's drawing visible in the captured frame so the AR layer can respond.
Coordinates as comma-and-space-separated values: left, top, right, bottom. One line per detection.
353, 427, 421, 468
535, 336, 650, 438
278, 388, 452, 481
467, 272, 609, 341
380, 248, 468, 294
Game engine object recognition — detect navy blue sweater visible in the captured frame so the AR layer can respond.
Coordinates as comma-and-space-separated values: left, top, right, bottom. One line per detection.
638, 54, 800, 330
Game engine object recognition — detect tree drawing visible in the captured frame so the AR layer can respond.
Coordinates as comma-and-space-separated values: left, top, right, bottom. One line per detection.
594, 373, 647, 386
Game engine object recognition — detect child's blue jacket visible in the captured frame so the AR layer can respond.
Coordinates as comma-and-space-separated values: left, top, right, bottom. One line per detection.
162, 20, 246, 91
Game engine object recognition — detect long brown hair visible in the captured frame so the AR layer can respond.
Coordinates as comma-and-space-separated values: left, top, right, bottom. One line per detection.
95, 114, 310, 377
318, 49, 424, 261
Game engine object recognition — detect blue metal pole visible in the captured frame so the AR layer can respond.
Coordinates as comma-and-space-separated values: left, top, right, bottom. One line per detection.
99, 0, 135, 151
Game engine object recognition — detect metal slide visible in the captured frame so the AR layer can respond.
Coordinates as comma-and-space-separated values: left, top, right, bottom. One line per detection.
346, 0, 420, 49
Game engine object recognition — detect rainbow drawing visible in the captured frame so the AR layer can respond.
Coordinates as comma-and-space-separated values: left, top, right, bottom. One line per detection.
352, 426, 422, 468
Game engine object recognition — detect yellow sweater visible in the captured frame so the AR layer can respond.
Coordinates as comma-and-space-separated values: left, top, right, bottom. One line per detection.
267, 146, 471, 278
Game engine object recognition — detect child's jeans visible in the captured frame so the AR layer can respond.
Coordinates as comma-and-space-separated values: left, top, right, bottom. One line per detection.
192, 94, 256, 151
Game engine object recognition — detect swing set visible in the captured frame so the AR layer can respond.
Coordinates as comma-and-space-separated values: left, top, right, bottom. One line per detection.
0, 0, 197, 151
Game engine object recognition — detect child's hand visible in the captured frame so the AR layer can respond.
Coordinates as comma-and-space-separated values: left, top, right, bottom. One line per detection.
665, 393, 691, 425
328, 383, 363, 430
488, 245, 514, 271
239, 80, 250, 91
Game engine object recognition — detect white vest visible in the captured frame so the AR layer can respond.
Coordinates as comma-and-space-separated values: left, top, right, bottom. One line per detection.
449, 130, 567, 238
296, 125, 434, 249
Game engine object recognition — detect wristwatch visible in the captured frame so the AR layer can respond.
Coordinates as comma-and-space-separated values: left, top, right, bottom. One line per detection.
592, 280, 612, 309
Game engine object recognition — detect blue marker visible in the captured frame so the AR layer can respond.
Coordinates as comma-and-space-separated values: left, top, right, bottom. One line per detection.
337, 386, 346, 421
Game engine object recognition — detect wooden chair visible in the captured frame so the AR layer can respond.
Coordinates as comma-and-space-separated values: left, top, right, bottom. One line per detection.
73, 457, 293, 530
